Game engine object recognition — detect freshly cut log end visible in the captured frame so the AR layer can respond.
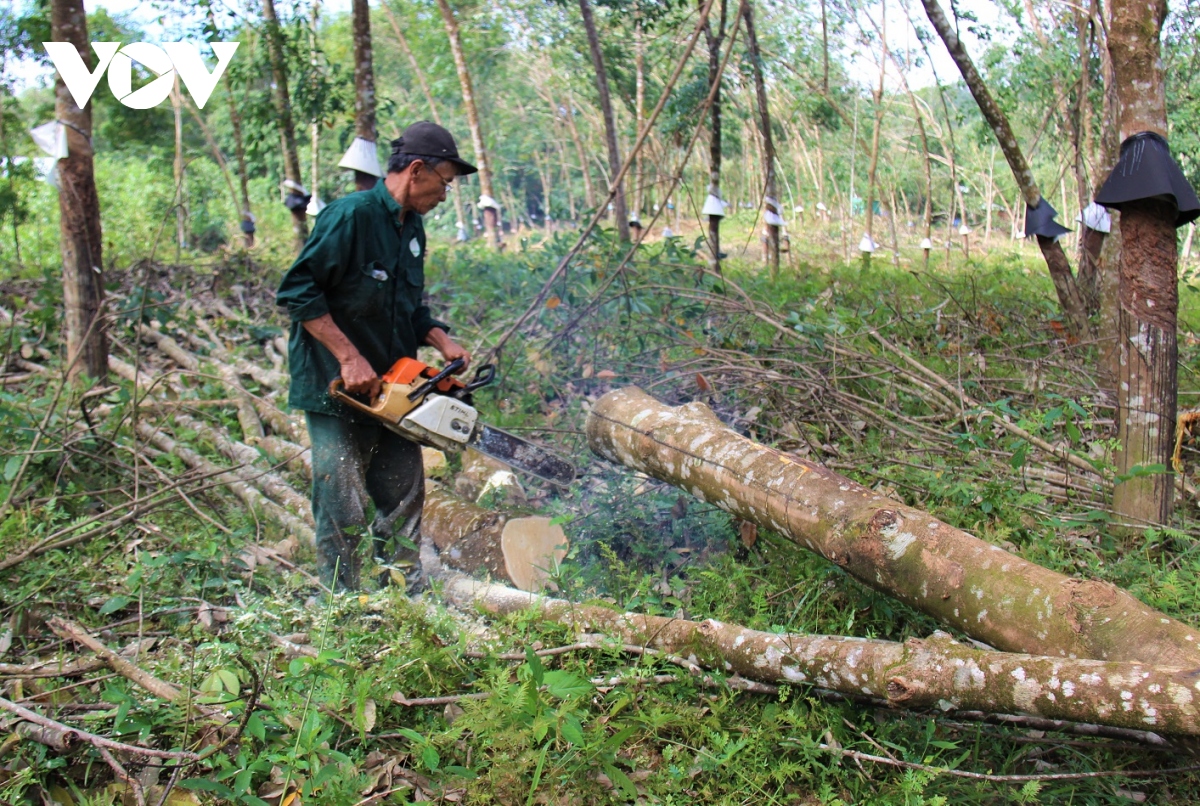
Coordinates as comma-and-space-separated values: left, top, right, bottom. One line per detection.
585, 386, 1200, 668
422, 447, 449, 479
500, 517, 568, 592
424, 488, 568, 592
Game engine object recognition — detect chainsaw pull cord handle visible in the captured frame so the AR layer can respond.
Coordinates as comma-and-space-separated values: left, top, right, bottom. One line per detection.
407, 357, 466, 403
464, 363, 496, 393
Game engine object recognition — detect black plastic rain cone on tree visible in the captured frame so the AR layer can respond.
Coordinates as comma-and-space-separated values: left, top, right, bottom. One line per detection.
1095, 131, 1200, 227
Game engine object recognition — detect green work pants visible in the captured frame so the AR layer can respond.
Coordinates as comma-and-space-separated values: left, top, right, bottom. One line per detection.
305, 411, 424, 590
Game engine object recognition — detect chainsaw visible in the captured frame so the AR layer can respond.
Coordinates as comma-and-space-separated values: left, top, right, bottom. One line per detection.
329, 357, 576, 486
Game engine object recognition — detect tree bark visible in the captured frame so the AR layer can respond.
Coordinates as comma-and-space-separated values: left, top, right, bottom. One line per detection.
172, 75, 186, 262
225, 78, 254, 247
921, 0, 1089, 338
705, 0, 727, 272
585, 387, 1200, 667
351, 0, 378, 191
563, 89, 597, 211
261, 0, 309, 251
863, 2, 887, 267
441, 574, 1200, 735
52, 0, 108, 382
182, 97, 241, 230
435, 0, 498, 246
578, 0, 630, 243
1107, 0, 1176, 529
1094, 0, 1122, 386
633, 12, 645, 220
743, 0, 779, 274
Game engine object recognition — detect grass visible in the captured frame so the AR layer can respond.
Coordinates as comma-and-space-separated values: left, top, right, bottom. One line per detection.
1, 222, 1200, 803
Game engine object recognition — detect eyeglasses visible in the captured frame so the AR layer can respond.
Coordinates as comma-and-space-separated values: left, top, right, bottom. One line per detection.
431, 166, 457, 190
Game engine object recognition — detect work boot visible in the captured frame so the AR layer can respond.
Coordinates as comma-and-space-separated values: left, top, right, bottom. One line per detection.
377, 557, 426, 594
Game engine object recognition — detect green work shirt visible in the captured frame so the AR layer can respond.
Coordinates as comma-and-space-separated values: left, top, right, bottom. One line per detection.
275, 180, 450, 418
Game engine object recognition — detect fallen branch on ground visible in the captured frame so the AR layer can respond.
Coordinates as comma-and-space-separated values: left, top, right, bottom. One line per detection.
813, 742, 1200, 783
0, 696, 199, 760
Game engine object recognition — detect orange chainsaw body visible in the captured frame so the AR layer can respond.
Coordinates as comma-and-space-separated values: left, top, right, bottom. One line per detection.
329, 357, 466, 425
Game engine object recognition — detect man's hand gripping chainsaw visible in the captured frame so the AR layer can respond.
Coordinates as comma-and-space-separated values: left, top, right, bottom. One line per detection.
329, 357, 576, 486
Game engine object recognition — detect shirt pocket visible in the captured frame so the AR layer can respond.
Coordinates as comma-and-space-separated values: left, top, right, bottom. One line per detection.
403, 254, 425, 288
341, 259, 392, 317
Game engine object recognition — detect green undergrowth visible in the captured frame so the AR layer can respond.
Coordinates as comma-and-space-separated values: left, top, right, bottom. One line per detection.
3, 235, 1200, 802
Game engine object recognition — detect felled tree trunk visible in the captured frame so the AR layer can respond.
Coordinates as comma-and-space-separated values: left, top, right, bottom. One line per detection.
441, 573, 1200, 735
585, 387, 1200, 668
424, 487, 566, 592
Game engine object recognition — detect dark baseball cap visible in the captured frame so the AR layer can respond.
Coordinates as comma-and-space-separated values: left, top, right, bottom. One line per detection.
390, 121, 478, 176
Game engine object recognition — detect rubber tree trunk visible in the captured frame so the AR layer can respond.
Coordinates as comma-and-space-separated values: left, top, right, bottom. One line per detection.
1108, 0, 1178, 530
435, 0, 499, 246
585, 387, 1200, 668
310, 1, 322, 202
921, 0, 1089, 338
172, 75, 186, 262
871, 7, 932, 258
52, 0, 108, 382
633, 12, 645, 220
351, 0, 378, 191
863, 4, 886, 268
743, 0, 779, 274
1072, 4, 1102, 313
578, 0, 630, 243
1094, 0, 1122, 385
442, 575, 1200, 735
564, 90, 596, 211
382, 2, 469, 237
261, 0, 308, 251
705, 0, 727, 272
182, 97, 241, 232
225, 77, 254, 247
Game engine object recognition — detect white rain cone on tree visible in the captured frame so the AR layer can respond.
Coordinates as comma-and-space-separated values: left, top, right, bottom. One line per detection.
584, 387, 1200, 668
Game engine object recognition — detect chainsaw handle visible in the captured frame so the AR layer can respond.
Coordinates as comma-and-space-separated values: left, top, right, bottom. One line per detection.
328, 377, 382, 414
407, 357, 466, 402
464, 363, 496, 393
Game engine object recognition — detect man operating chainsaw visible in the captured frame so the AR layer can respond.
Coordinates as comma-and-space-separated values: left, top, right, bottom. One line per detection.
276, 121, 474, 591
